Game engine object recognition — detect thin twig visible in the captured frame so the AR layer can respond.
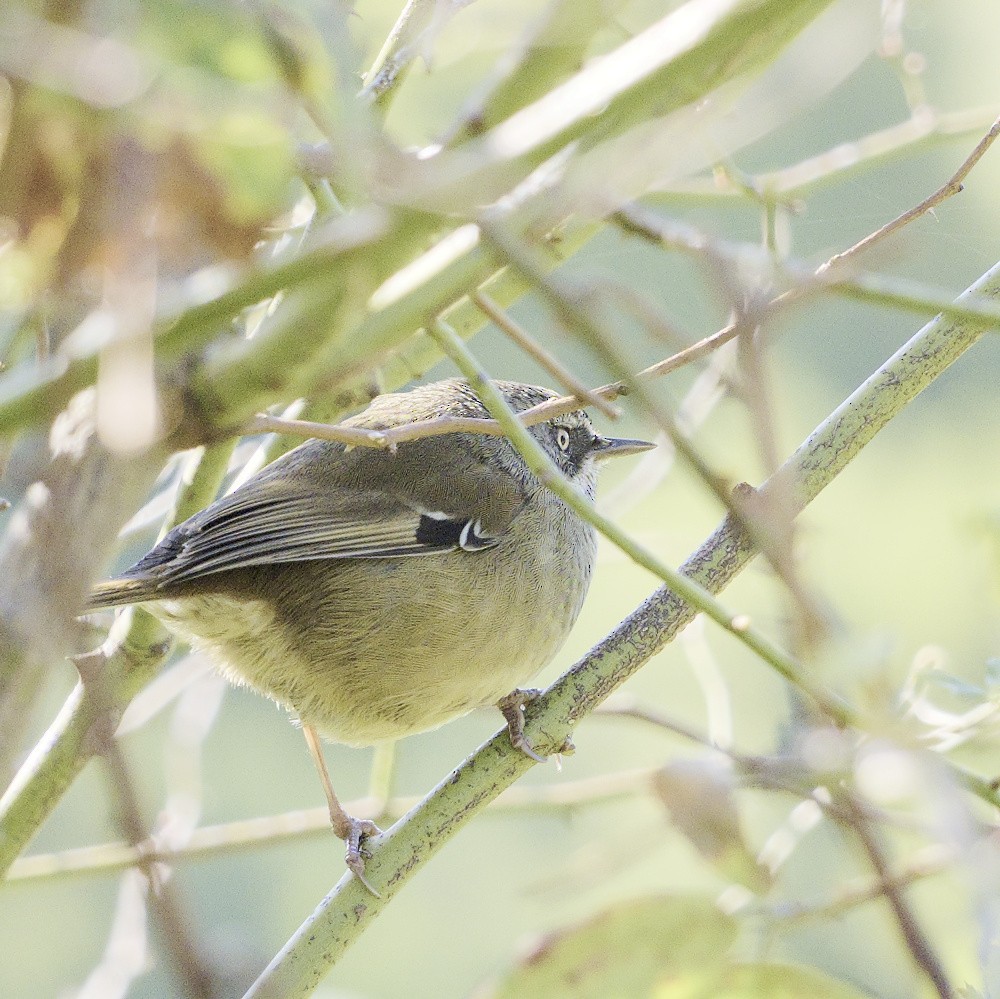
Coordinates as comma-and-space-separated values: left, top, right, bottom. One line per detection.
772, 845, 952, 924
839, 790, 954, 999
76, 651, 216, 999
9, 771, 655, 882
251, 246, 1000, 985
817, 113, 1000, 275
471, 291, 619, 417
248, 104, 1000, 459
247, 410, 539, 448
665, 106, 998, 201
477, 217, 829, 641
610, 110, 1000, 383
617, 206, 1000, 332
595, 701, 716, 750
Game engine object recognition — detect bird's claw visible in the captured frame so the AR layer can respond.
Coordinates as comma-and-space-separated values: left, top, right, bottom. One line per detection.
497, 688, 547, 762
341, 816, 382, 897
510, 727, 547, 763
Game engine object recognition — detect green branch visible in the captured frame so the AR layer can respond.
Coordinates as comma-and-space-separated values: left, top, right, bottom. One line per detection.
0, 0, 845, 448
427, 0, 837, 204
0, 609, 171, 877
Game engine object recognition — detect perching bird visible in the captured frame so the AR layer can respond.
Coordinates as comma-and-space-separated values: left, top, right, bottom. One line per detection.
90, 378, 652, 890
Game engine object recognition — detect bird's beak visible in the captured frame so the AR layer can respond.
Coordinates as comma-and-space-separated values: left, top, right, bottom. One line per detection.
590, 435, 656, 461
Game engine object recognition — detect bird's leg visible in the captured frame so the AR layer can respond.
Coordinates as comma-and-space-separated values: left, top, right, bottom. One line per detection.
497, 688, 548, 762
302, 724, 382, 896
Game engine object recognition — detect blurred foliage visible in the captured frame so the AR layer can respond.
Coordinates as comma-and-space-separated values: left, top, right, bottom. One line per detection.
481, 895, 868, 999
1, 0, 1000, 997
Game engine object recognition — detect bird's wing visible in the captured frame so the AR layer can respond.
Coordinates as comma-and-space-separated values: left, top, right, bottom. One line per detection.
126, 476, 503, 587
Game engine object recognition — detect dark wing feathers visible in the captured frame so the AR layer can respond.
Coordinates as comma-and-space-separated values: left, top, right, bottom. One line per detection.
93, 432, 530, 605
122, 479, 500, 590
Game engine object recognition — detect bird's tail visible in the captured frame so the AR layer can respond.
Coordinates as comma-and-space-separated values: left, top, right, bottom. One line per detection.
88, 576, 157, 610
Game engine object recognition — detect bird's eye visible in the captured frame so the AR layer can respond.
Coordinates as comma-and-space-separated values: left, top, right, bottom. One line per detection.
555, 428, 571, 452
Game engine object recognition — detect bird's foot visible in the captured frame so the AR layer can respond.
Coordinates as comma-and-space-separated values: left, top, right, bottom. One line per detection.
335, 814, 383, 897
497, 688, 547, 762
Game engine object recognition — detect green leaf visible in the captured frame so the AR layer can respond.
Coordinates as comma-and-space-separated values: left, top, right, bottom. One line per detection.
485, 895, 737, 999
652, 760, 770, 893
655, 961, 872, 998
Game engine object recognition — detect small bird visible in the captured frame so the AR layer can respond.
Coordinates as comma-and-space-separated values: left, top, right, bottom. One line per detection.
89, 378, 652, 890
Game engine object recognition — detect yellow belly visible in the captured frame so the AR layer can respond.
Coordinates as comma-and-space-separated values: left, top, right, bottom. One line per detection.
154, 511, 595, 745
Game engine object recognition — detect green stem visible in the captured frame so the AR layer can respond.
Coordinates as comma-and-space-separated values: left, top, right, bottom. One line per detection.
367, 742, 397, 812
0, 212, 389, 440
361, 0, 441, 113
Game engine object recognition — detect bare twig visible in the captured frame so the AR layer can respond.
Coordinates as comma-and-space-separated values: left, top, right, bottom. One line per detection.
666, 107, 998, 201
477, 217, 829, 640
360, 0, 426, 107
247, 410, 525, 448
612, 109, 1000, 374
772, 845, 952, 923
471, 291, 619, 417
9, 770, 654, 882
816, 113, 1000, 275
249, 107, 1000, 464
76, 650, 216, 999
234, 113, 1000, 463
595, 700, 716, 750
429, 316, 852, 724
839, 790, 954, 999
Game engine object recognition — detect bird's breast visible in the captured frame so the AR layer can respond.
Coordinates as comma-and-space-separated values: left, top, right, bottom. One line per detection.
151, 501, 597, 746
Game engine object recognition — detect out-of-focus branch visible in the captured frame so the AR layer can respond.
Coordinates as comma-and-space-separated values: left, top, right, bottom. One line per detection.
8, 769, 654, 883
660, 106, 999, 202
361, 0, 477, 112
408, 0, 837, 208
0, 394, 167, 778
0, 441, 234, 877
0, 610, 172, 877
477, 217, 830, 641
247, 176, 1000, 458
0, 0, 853, 454
82, 653, 216, 999
772, 845, 952, 923
442, 0, 617, 145
838, 791, 954, 999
